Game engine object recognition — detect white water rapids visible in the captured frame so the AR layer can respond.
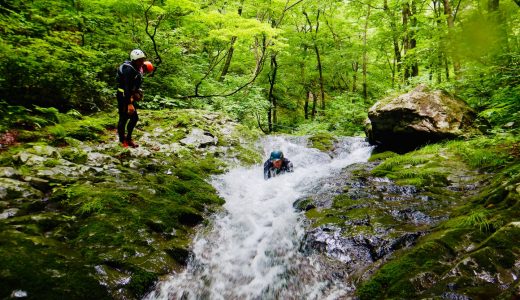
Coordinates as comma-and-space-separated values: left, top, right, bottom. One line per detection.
145, 136, 373, 300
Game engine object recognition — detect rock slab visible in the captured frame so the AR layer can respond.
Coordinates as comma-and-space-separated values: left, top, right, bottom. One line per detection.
365, 85, 483, 152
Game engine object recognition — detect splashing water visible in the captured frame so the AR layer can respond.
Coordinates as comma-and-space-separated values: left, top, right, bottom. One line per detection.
145, 136, 373, 300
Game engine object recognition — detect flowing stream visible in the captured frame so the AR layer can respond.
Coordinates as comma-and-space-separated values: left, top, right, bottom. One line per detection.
145, 136, 373, 300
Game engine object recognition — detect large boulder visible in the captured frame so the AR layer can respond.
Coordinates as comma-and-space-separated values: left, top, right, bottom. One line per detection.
365, 85, 484, 152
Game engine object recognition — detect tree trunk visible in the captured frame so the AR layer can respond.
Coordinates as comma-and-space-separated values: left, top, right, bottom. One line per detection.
402, 1, 418, 81
267, 53, 278, 132
442, 0, 461, 77
352, 62, 358, 93
362, 5, 371, 101
444, 56, 450, 80
384, 0, 402, 86
305, 91, 312, 120
433, 0, 443, 83
311, 89, 317, 120
488, 0, 499, 11
411, 0, 418, 77
304, 10, 325, 113
402, 2, 410, 80
218, 36, 237, 81
314, 44, 325, 111
218, 3, 243, 81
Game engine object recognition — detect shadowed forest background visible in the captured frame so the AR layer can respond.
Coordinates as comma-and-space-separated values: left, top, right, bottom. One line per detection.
0, 0, 518, 134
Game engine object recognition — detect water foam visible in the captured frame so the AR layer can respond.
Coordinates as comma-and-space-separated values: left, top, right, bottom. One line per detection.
145, 136, 373, 300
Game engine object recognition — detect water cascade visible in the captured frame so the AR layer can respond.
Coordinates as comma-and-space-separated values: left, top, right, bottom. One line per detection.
146, 136, 373, 299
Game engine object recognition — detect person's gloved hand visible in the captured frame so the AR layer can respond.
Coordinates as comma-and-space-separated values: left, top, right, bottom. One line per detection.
128, 104, 135, 115
133, 89, 144, 102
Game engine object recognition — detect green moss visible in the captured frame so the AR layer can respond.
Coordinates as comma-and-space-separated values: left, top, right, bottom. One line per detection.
127, 267, 158, 298
43, 158, 61, 167
308, 132, 337, 152
357, 240, 454, 299
0, 230, 110, 300
0, 108, 262, 299
63, 183, 129, 215
368, 151, 398, 162
60, 148, 88, 164
480, 223, 520, 252
370, 150, 452, 187
332, 194, 358, 209
234, 145, 262, 165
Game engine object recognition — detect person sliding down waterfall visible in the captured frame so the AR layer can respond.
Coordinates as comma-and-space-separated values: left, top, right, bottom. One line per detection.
263, 150, 294, 180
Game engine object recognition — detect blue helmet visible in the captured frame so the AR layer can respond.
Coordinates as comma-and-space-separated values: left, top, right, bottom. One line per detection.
270, 150, 284, 161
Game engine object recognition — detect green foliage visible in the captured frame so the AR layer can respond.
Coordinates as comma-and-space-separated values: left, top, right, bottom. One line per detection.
48, 125, 67, 141
448, 134, 519, 171
368, 151, 398, 162
0, 0, 518, 135
462, 210, 492, 232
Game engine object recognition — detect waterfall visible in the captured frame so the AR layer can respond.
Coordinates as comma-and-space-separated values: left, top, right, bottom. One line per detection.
145, 136, 373, 300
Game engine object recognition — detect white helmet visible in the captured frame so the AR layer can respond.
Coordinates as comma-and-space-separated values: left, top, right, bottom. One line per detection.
130, 49, 146, 61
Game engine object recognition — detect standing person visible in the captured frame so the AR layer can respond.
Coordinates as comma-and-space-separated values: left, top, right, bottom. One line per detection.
263, 150, 294, 180
116, 49, 146, 148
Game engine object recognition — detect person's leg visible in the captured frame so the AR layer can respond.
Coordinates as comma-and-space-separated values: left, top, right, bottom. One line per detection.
117, 99, 129, 143
126, 110, 139, 146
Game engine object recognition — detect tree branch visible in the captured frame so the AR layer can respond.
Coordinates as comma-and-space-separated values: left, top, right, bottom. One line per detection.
276, 0, 306, 27
176, 43, 268, 99
453, 0, 462, 22
144, 0, 163, 76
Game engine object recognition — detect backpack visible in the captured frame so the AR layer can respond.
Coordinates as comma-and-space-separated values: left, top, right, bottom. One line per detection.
116, 61, 140, 85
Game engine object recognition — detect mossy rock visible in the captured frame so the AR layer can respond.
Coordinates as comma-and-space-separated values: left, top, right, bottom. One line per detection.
60, 148, 88, 164
165, 245, 192, 265
126, 267, 158, 298
293, 198, 316, 211
0, 229, 110, 300
357, 240, 455, 300
368, 151, 398, 162
308, 132, 337, 152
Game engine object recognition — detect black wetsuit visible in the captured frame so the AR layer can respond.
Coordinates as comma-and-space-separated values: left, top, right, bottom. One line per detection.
116, 61, 143, 143
263, 158, 294, 179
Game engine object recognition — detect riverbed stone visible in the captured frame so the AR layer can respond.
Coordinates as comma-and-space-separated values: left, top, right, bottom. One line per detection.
0, 178, 43, 200
180, 128, 218, 148
0, 167, 21, 178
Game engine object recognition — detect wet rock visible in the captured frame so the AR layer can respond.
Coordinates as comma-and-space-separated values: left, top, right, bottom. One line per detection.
10, 290, 28, 298
14, 152, 46, 166
0, 178, 44, 200
0, 109, 260, 300
365, 85, 485, 152
87, 152, 120, 167
165, 246, 192, 265
390, 209, 433, 225
0, 208, 19, 219
31, 145, 61, 158
146, 219, 167, 233
0, 167, 21, 178
180, 128, 218, 148
22, 176, 50, 191
293, 198, 316, 211
178, 211, 204, 227
441, 292, 473, 300
411, 272, 438, 290
36, 164, 93, 182
304, 226, 422, 272
375, 183, 418, 195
